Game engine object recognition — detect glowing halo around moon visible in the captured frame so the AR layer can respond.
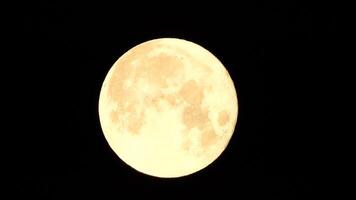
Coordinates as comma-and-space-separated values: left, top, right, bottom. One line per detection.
98, 38, 238, 178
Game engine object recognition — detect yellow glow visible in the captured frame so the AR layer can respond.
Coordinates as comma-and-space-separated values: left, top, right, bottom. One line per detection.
98, 38, 238, 178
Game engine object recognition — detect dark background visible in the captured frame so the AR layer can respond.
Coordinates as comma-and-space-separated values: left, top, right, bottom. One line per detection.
12, 0, 337, 198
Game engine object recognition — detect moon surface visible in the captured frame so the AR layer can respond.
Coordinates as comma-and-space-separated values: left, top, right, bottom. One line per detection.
98, 38, 238, 178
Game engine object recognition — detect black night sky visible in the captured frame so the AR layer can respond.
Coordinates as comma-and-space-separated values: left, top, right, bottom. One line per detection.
12, 1, 337, 198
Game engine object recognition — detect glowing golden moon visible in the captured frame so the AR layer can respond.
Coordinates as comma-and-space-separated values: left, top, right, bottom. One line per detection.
98, 38, 238, 178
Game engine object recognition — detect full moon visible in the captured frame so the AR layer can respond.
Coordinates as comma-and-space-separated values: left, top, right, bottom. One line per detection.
98, 38, 238, 178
